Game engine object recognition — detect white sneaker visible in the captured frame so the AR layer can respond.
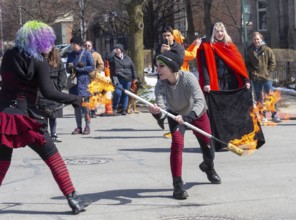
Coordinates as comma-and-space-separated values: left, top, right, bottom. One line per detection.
272, 116, 281, 123
52, 134, 62, 142
262, 117, 268, 123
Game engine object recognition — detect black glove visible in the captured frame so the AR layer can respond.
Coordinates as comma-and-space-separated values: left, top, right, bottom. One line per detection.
182, 111, 198, 123
72, 96, 83, 108
157, 118, 165, 130
152, 113, 165, 130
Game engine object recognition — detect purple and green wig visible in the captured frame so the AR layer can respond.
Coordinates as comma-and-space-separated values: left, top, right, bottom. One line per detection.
15, 20, 56, 61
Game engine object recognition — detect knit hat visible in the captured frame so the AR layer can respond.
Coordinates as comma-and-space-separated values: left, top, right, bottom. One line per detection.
70, 36, 83, 46
114, 43, 124, 52
156, 50, 182, 72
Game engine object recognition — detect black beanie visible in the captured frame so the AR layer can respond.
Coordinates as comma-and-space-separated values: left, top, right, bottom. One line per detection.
156, 50, 182, 72
70, 36, 83, 46
114, 43, 124, 52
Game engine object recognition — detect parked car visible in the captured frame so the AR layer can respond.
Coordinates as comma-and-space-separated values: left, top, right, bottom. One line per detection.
59, 44, 73, 70
56, 44, 70, 51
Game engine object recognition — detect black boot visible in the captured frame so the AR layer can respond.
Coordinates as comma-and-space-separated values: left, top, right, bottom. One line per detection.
173, 177, 189, 200
66, 191, 88, 214
199, 162, 221, 184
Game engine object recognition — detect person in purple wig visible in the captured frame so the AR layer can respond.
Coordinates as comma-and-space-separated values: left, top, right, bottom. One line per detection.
0, 20, 88, 214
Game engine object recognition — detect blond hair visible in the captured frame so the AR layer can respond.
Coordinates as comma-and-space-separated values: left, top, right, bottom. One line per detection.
252, 31, 264, 40
47, 47, 60, 69
210, 22, 232, 44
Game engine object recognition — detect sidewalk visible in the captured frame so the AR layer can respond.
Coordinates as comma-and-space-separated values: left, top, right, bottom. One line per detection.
0, 105, 295, 220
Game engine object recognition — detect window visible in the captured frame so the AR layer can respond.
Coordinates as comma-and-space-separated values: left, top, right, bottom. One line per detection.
257, 0, 267, 31
244, 3, 252, 25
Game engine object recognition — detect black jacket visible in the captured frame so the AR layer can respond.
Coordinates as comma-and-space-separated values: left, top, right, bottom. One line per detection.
153, 41, 185, 66
0, 47, 81, 119
37, 62, 67, 118
109, 54, 137, 82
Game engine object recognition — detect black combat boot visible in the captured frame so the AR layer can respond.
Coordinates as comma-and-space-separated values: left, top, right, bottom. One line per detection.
66, 191, 88, 214
173, 177, 189, 200
199, 162, 221, 184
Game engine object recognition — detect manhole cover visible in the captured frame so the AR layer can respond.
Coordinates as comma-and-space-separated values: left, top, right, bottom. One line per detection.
64, 157, 112, 165
160, 215, 244, 220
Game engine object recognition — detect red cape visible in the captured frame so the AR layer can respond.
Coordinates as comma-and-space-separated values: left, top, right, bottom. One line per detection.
197, 42, 249, 91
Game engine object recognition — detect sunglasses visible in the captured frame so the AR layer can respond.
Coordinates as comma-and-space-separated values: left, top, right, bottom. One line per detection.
84, 44, 91, 47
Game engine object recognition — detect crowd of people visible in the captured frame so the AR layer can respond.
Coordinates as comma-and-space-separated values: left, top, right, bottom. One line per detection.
0, 19, 280, 214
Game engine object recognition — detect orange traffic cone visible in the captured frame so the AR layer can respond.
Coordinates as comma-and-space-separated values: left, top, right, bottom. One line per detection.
104, 60, 113, 114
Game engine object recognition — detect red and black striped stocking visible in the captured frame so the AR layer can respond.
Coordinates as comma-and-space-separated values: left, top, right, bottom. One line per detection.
45, 152, 75, 196
170, 131, 184, 177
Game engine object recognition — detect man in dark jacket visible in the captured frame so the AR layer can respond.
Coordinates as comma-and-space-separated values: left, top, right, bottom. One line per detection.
109, 43, 137, 115
154, 25, 185, 66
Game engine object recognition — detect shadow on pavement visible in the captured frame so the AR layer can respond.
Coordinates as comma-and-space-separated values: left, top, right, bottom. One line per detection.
52, 182, 210, 206
0, 183, 211, 215
119, 147, 202, 153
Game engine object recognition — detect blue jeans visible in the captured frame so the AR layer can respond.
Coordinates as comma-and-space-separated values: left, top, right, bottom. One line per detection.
74, 97, 90, 128
252, 80, 277, 117
112, 79, 132, 111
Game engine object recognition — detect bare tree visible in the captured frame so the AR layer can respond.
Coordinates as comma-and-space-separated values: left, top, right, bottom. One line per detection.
124, 0, 146, 82
203, 0, 213, 39
68, 0, 107, 40
0, 0, 72, 41
143, 0, 186, 70
211, 0, 243, 43
185, 0, 195, 43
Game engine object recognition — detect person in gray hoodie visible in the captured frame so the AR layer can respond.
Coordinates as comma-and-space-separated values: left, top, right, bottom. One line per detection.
149, 50, 221, 200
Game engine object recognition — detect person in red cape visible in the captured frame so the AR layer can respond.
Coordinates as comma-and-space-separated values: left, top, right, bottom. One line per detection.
196, 22, 252, 152
197, 22, 250, 92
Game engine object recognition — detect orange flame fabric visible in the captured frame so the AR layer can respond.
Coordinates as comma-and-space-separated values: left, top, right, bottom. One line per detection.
206, 88, 265, 151
173, 29, 199, 71
104, 60, 110, 77
84, 74, 114, 110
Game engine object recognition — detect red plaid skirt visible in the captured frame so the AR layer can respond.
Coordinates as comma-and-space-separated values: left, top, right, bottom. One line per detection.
0, 112, 46, 148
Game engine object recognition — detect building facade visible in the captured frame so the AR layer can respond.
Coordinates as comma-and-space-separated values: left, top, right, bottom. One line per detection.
247, 0, 296, 50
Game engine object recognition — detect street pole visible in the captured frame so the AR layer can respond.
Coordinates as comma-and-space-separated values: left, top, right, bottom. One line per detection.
19, 0, 22, 26
241, 0, 248, 58
0, 8, 3, 56
79, 0, 84, 40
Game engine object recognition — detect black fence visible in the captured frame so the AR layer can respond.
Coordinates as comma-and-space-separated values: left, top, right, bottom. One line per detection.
272, 61, 296, 88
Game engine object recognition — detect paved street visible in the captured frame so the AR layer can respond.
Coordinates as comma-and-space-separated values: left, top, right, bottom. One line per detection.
0, 105, 295, 220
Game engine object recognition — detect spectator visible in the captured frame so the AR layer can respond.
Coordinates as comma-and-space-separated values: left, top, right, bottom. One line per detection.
197, 22, 250, 92
246, 31, 280, 123
66, 36, 95, 134
84, 40, 104, 118
37, 47, 67, 142
196, 22, 251, 151
109, 43, 137, 115
173, 29, 202, 72
154, 25, 185, 67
